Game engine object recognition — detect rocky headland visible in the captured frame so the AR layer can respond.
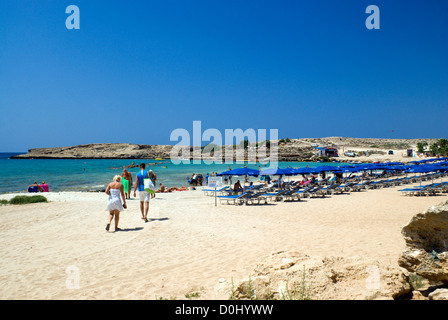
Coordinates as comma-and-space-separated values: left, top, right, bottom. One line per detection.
11, 137, 440, 162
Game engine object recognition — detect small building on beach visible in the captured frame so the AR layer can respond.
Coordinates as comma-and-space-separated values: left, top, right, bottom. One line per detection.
315, 147, 339, 157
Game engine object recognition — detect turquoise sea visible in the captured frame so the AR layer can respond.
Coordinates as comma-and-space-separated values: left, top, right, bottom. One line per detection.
0, 153, 343, 194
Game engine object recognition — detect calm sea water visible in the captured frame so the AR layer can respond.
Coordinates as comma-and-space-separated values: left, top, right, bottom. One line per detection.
0, 153, 343, 194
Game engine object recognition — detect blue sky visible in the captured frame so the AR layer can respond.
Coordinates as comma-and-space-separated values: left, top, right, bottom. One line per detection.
0, 0, 447, 151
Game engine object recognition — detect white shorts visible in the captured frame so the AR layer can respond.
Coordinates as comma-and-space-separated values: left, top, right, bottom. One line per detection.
139, 190, 150, 202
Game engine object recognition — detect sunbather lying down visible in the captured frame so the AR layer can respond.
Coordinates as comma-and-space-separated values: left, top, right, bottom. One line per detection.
156, 183, 188, 193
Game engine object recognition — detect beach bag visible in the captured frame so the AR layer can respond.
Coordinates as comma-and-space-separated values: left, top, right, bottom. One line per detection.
144, 177, 155, 194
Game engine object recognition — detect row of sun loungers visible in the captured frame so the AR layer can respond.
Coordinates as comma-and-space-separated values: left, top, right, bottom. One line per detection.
216, 182, 358, 205
398, 182, 448, 196
205, 171, 448, 204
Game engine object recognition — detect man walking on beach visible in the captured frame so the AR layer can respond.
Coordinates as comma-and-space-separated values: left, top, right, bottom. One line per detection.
134, 163, 150, 222
121, 168, 133, 199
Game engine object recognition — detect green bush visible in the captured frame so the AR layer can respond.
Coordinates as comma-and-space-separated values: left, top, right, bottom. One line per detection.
8, 195, 48, 205
0, 199, 9, 206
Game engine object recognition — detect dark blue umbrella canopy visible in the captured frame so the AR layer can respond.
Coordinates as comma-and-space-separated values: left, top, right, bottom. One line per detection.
291, 167, 319, 175
333, 167, 360, 173
217, 167, 260, 177
430, 164, 448, 172
389, 165, 411, 171
260, 168, 293, 176
354, 164, 377, 170
314, 165, 341, 172
405, 164, 438, 173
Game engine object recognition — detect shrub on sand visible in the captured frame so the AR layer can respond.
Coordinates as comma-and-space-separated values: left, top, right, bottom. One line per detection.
8, 195, 48, 205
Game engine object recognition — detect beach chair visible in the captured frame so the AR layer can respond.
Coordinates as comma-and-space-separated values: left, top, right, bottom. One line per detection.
398, 176, 414, 185
351, 180, 372, 191
243, 184, 264, 193
217, 192, 251, 205
438, 182, 448, 193
202, 186, 229, 196
319, 183, 340, 196
280, 187, 303, 201
381, 178, 404, 188
332, 182, 356, 194
292, 186, 315, 200
398, 184, 435, 196
308, 186, 326, 198
366, 180, 385, 190
239, 191, 269, 205
264, 189, 290, 202
417, 183, 444, 196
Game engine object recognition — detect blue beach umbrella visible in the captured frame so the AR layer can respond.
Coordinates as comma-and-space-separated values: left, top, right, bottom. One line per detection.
291, 167, 319, 175
405, 165, 433, 173
406, 164, 439, 184
314, 165, 340, 173
383, 162, 404, 166
355, 163, 376, 171
260, 168, 293, 176
333, 167, 359, 173
217, 167, 260, 177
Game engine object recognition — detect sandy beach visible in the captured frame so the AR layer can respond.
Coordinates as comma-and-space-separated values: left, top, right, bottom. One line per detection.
1, 177, 447, 300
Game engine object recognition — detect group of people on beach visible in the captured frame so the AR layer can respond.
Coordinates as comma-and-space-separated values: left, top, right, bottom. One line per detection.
105, 163, 187, 232
188, 173, 204, 186
27, 181, 49, 193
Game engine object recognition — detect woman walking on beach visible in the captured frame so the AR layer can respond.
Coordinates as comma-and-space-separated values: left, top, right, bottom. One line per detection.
149, 170, 157, 199
105, 175, 127, 232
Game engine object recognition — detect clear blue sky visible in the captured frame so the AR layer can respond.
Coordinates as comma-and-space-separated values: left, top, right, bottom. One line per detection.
1, 0, 447, 151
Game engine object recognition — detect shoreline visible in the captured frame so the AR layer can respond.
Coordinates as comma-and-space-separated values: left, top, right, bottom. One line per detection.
3, 155, 444, 195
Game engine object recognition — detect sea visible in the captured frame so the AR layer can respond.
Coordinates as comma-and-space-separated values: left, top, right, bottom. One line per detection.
0, 152, 343, 194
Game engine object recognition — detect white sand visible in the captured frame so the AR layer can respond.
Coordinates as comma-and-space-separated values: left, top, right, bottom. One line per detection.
1, 180, 447, 300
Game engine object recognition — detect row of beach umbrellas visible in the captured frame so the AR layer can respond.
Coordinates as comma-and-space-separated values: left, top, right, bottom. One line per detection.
216, 161, 448, 177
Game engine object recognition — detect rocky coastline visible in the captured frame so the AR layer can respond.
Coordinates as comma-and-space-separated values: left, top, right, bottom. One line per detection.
11, 137, 440, 163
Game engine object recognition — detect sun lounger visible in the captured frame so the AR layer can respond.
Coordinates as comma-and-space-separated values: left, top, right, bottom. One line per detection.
243, 184, 264, 193
398, 184, 440, 196
366, 180, 386, 190
332, 182, 356, 194
239, 191, 269, 205
280, 187, 304, 201
308, 186, 326, 198
351, 180, 373, 191
217, 192, 251, 205
292, 186, 315, 199
318, 183, 340, 196
202, 186, 229, 196
264, 189, 290, 202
